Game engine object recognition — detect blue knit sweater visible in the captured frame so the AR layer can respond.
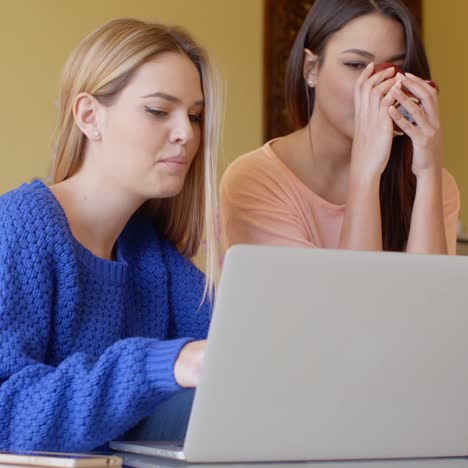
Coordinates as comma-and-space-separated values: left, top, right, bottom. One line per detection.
0, 179, 211, 452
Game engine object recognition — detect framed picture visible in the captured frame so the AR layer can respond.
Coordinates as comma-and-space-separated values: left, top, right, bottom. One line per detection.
263, 0, 422, 141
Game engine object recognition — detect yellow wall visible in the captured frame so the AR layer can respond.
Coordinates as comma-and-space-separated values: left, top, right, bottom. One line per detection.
424, 0, 467, 230
4, 1, 463, 233
0, 0, 263, 191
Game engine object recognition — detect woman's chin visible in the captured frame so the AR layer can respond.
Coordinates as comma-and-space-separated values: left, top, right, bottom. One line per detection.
150, 182, 186, 199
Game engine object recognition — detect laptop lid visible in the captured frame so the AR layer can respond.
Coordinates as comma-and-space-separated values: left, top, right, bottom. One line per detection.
183, 246, 468, 462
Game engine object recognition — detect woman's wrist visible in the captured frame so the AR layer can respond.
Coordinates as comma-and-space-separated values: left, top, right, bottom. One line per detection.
413, 163, 442, 182
413, 165, 443, 206
349, 161, 382, 188
412, 145, 442, 179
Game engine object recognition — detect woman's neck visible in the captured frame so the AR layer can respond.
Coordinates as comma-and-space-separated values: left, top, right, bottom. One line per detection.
272, 112, 353, 205
306, 110, 353, 175
49, 160, 144, 260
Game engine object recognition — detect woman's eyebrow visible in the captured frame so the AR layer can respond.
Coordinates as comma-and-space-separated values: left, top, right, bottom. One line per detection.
141, 91, 204, 106
340, 49, 405, 62
341, 48, 375, 59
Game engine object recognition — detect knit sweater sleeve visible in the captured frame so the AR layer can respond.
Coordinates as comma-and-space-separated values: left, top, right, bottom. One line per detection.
161, 239, 212, 340
0, 190, 190, 452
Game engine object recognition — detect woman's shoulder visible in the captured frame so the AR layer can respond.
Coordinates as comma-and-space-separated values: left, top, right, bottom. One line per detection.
223, 142, 274, 175
441, 168, 460, 209
123, 214, 202, 274
221, 139, 291, 194
442, 168, 459, 192
0, 179, 66, 243
1, 178, 57, 210
154, 226, 204, 279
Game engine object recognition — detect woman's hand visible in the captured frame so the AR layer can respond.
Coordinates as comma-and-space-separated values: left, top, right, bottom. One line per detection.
174, 339, 207, 388
389, 72, 442, 178
351, 63, 400, 179
390, 72, 446, 255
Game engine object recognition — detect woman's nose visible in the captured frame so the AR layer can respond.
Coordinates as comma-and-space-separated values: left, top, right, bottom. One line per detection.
169, 115, 194, 145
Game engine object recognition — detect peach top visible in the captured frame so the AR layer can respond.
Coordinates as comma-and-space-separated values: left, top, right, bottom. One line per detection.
220, 140, 460, 254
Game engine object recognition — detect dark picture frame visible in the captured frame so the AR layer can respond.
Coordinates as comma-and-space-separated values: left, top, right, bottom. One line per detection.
263, 0, 422, 141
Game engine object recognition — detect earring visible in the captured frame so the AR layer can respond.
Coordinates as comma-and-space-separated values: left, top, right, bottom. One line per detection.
93, 129, 100, 138
307, 79, 313, 87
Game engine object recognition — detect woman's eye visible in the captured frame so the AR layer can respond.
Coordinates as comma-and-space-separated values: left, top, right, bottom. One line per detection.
345, 62, 367, 70
145, 107, 168, 118
189, 114, 202, 124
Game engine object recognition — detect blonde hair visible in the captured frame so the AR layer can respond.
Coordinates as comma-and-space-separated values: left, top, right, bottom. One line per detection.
50, 18, 221, 300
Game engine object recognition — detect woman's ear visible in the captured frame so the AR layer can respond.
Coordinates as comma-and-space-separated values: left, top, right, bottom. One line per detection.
73, 93, 102, 140
303, 48, 320, 88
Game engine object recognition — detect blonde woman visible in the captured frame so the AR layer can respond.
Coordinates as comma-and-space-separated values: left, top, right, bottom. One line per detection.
0, 18, 220, 452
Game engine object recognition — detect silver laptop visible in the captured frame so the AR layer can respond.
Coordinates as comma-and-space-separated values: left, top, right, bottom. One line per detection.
111, 245, 468, 463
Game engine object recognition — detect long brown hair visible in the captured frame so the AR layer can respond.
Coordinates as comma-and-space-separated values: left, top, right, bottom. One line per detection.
50, 18, 222, 300
285, 0, 429, 251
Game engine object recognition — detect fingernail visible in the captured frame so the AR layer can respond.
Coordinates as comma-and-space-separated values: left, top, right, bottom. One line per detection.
405, 72, 416, 78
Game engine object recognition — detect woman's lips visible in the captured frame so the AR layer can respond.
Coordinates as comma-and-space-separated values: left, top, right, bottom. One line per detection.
158, 155, 189, 172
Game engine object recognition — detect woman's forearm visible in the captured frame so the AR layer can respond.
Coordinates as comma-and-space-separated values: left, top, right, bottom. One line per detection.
406, 169, 447, 254
339, 171, 383, 251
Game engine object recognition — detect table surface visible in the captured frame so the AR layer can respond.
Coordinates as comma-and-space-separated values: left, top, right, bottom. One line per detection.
115, 452, 468, 468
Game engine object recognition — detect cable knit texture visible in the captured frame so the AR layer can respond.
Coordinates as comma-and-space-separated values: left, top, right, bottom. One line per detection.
0, 179, 211, 452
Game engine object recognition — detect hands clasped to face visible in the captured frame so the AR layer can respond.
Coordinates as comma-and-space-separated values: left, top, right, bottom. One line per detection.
353, 62, 442, 179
